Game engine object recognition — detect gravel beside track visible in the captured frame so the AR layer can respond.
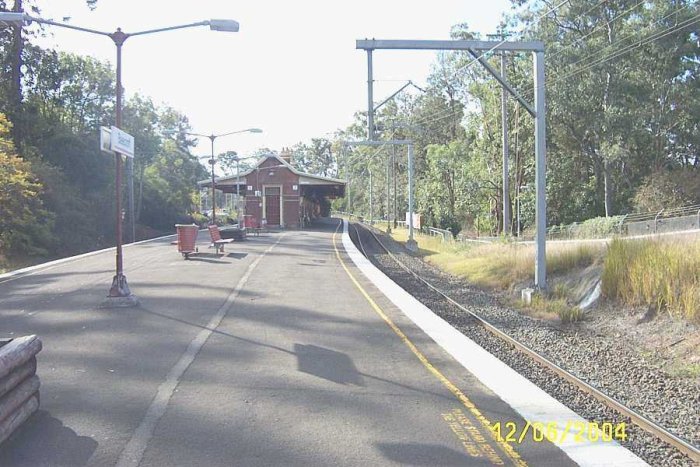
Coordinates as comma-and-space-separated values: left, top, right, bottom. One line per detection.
349, 222, 699, 467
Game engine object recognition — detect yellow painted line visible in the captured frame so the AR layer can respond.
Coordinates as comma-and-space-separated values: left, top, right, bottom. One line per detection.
332, 221, 527, 467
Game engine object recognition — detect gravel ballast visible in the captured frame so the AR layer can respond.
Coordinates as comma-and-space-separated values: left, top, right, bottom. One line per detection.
349, 223, 699, 467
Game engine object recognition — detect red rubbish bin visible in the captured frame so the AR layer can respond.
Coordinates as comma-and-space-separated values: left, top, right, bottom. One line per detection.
175, 224, 199, 259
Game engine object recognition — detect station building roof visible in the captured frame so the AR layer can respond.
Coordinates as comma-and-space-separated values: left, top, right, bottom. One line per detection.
198, 154, 346, 198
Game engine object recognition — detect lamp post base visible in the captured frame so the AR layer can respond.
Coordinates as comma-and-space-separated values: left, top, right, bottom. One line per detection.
405, 239, 418, 252
101, 274, 139, 308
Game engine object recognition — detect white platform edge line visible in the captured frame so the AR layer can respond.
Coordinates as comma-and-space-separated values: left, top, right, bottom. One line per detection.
0, 230, 188, 282
341, 220, 647, 467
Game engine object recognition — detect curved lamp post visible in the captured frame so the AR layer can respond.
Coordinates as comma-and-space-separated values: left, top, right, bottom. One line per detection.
0, 12, 240, 306
176, 128, 262, 225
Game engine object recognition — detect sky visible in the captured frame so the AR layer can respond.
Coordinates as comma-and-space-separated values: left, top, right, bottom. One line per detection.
35, 0, 514, 160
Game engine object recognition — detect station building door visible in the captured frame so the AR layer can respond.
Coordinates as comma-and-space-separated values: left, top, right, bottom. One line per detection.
264, 186, 281, 226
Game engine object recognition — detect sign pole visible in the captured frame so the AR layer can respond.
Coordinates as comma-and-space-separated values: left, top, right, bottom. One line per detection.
104, 30, 138, 306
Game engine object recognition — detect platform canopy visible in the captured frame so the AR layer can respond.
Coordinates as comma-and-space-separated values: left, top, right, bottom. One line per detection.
198, 154, 346, 199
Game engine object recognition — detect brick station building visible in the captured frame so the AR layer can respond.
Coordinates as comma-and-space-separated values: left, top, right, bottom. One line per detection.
199, 150, 345, 229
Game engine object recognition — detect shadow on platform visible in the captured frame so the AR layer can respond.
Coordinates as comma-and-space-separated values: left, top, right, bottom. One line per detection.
0, 410, 98, 466
294, 343, 365, 386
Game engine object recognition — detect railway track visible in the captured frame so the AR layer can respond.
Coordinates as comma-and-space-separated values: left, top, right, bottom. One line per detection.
349, 221, 700, 466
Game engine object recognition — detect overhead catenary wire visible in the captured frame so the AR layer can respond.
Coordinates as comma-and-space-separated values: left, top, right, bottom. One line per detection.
517, 2, 695, 99
534, 12, 700, 92
382, 0, 598, 129
411, 9, 692, 134
407, 2, 690, 127
370, 0, 575, 121
405, 2, 695, 131
541, 0, 647, 64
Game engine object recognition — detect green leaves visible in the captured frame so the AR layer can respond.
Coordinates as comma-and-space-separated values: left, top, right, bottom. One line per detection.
337, 0, 699, 236
0, 113, 52, 258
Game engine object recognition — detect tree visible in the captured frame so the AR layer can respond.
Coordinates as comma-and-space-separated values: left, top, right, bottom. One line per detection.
0, 113, 52, 258
517, 0, 700, 217
292, 138, 336, 177
633, 169, 700, 212
139, 138, 207, 230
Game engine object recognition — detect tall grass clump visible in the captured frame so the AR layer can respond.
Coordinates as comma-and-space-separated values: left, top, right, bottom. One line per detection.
602, 238, 700, 321
529, 294, 583, 323
547, 243, 602, 274
397, 233, 603, 290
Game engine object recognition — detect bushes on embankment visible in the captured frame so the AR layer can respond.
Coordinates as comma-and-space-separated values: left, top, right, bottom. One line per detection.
388, 228, 700, 323
602, 238, 700, 322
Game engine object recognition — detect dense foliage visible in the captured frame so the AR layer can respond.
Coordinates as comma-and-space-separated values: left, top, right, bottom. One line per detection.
330, 0, 700, 236
1, 0, 699, 267
0, 1, 206, 268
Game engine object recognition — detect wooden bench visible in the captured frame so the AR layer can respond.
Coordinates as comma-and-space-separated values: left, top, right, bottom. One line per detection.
207, 225, 234, 254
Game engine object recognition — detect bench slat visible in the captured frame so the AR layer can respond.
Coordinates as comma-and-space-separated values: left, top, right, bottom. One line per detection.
208, 225, 234, 253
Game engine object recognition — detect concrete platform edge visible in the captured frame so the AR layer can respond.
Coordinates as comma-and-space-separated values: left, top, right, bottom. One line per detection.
340, 220, 648, 467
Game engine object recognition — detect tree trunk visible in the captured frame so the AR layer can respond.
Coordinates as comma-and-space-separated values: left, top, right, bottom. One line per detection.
136, 163, 145, 222
604, 161, 613, 217
9, 0, 23, 145
601, 9, 616, 217
590, 150, 605, 216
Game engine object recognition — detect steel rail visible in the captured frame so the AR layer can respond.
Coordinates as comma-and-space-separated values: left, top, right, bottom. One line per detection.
350, 221, 700, 463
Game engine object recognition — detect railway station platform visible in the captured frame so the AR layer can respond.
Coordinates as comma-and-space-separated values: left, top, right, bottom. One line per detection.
0, 219, 645, 466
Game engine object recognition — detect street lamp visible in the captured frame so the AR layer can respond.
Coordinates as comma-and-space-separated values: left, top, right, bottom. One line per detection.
0, 12, 240, 306
227, 154, 257, 226
174, 128, 262, 225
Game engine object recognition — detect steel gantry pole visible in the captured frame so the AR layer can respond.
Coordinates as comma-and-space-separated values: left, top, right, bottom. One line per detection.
534, 50, 547, 290
356, 38, 547, 288
393, 145, 397, 228
407, 142, 416, 250
386, 156, 391, 233
501, 52, 511, 236
366, 49, 375, 140
344, 139, 416, 250
348, 174, 352, 214
369, 169, 373, 223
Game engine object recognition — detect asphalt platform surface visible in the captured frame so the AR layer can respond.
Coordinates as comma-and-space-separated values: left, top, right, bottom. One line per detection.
0, 219, 573, 466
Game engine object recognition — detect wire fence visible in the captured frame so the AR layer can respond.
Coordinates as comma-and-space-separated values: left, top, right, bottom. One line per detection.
333, 204, 700, 245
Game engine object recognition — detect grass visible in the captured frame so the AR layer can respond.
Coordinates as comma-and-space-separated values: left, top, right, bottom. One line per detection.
602, 237, 700, 322
528, 294, 583, 323
667, 362, 700, 378
369, 222, 700, 324
382, 228, 601, 323
387, 229, 603, 290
